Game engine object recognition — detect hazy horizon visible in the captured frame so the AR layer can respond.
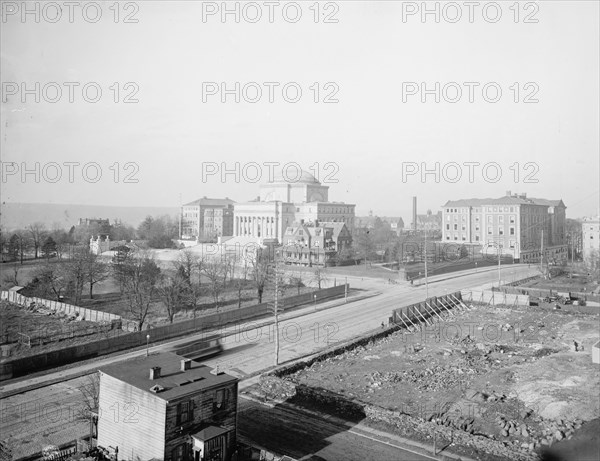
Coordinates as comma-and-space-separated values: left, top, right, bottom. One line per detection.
2, 1, 599, 220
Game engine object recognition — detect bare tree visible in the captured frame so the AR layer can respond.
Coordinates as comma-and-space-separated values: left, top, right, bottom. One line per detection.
63, 247, 89, 305
232, 277, 246, 308
2, 261, 20, 286
29, 262, 68, 301
288, 271, 305, 295
28, 222, 47, 259
78, 373, 100, 439
174, 249, 202, 284
86, 252, 109, 299
312, 267, 328, 290
250, 248, 272, 304
121, 250, 162, 330
202, 259, 226, 310
158, 273, 189, 323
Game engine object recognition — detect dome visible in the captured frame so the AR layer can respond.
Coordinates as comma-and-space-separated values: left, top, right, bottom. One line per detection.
272, 169, 320, 185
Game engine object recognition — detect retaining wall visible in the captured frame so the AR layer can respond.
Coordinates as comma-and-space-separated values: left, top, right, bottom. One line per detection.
389, 292, 464, 327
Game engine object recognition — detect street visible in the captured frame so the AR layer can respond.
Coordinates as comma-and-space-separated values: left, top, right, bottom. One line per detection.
0, 264, 537, 459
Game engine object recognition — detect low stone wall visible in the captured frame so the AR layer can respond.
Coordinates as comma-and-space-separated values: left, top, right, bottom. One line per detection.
0, 291, 121, 323
0, 284, 348, 380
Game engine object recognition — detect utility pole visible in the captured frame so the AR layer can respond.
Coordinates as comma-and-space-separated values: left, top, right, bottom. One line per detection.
424, 230, 429, 299
273, 260, 280, 366
498, 242, 502, 287
178, 193, 182, 240
345, 277, 348, 303
540, 229, 544, 276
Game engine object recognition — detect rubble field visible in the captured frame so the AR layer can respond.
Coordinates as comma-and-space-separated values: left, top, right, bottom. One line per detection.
262, 303, 600, 460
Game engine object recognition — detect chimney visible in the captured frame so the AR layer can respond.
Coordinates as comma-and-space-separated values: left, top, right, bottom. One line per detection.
506, 190, 511, 197
520, 193, 527, 199
210, 365, 224, 376
412, 197, 417, 231
181, 359, 192, 372
149, 367, 161, 380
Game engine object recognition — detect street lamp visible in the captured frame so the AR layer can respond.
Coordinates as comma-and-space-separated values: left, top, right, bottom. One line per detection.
314, 294, 317, 310
146, 334, 150, 356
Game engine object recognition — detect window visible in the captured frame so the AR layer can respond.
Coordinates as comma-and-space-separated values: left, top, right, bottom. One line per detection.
493, 207, 497, 212
475, 217, 480, 223
510, 227, 515, 235
510, 216, 515, 224
499, 216, 504, 223
487, 216, 493, 223
487, 226, 493, 235
499, 227, 504, 235
172, 445, 184, 461
475, 225, 480, 231
214, 389, 228, 412
462, 225, 466, 231
475, 235, 480, 241
177, 401, 191, 425
454, 224, 458, 230
446, 224, 450, 230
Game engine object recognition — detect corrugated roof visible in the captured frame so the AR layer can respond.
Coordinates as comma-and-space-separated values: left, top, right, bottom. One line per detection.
100, 352, 237, 401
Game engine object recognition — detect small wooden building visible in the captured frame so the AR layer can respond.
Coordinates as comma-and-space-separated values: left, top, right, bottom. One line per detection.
97, 352, 238, 461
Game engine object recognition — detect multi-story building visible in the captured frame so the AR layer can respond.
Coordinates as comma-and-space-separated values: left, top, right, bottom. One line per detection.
180, 197, 235, 241
582, 216, 599, 264
97, 352, 238, 461
442, 191, 567, 262
232, 171, 355, 245
281, 221, 352, 266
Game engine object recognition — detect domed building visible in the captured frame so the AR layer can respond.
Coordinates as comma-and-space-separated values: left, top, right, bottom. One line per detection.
260, 170, 329, 203
233, 169, 355, 244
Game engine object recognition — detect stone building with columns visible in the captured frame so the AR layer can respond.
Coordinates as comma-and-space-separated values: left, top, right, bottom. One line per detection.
233, 171, 355, 245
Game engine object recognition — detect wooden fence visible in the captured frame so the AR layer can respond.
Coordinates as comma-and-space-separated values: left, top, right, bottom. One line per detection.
0, 284, 349, 380
1, 291, 121, 323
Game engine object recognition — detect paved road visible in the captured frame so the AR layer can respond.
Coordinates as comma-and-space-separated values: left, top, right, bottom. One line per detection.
0, 264, 537, 458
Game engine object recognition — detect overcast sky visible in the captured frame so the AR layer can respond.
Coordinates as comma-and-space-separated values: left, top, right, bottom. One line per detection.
1, 1, 598, 219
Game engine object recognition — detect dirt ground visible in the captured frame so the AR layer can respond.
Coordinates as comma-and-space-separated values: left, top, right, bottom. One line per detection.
284, 303, 600, 459
521, 273, 600, 294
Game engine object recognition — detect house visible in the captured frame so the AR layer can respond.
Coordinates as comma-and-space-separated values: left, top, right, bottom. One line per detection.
97, 352, 238, 461
281, 221, 352, 266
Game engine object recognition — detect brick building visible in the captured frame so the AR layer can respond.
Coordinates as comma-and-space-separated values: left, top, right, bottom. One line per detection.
442, 192, 567, 262
180, 197, 235, 242
97, 352, 238, 461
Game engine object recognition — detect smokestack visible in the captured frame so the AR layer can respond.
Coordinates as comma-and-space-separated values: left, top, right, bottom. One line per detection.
412, 197, 417, 231
149, 367, 161, 380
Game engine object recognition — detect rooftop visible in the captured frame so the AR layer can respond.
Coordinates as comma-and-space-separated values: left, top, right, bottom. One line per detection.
183, 197, 235, 207
443, 194, 565, 208
99, 352, 237, 401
